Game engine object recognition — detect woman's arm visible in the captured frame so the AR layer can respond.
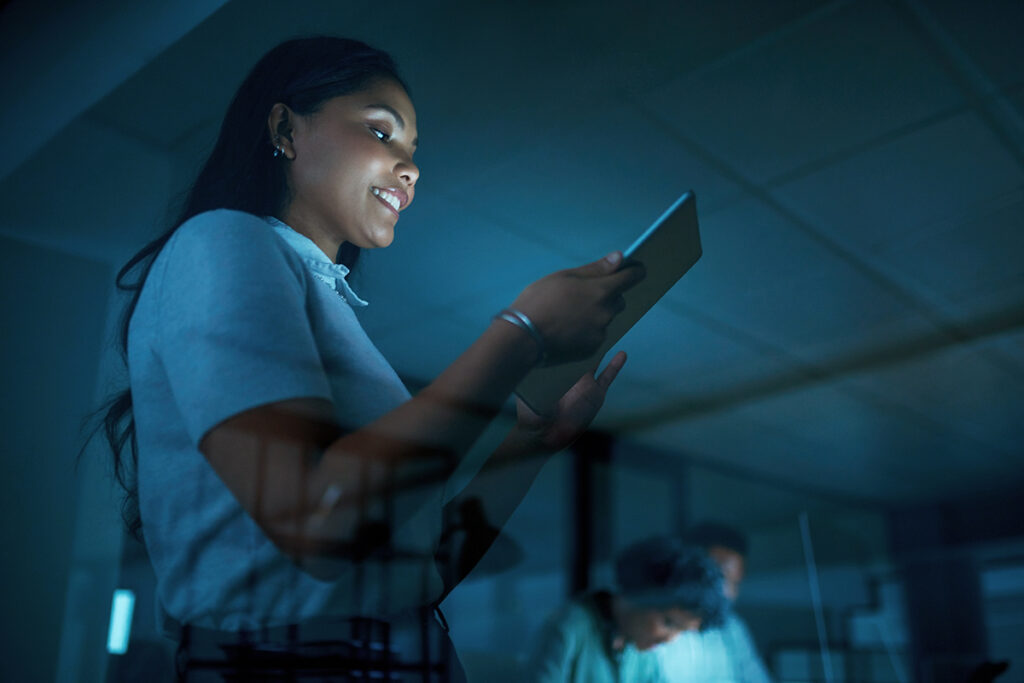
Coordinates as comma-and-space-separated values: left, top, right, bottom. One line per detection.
198, 255, 643, 575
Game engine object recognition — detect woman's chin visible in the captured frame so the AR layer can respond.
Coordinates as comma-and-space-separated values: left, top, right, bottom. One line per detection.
366, 227, 395, 249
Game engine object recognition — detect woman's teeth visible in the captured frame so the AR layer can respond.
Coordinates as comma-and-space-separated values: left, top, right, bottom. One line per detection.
372, 187, 400, 211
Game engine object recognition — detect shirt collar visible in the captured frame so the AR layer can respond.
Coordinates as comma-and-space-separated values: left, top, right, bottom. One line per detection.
265, 216, 368, 307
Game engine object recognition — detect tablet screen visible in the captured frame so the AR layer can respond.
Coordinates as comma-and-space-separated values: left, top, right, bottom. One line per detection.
515, 190, 701, 414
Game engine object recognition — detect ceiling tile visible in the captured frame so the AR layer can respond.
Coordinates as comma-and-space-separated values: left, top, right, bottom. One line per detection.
363, 191, 573, 300
773, 112, 1024, 256
875, 186, 1024, 318
842, 333, 1024, 459
670, 199, 939, 361
582, 0, 829, 95
986, 328, 1024, 377
603, 304, 795, 394
409, 1, 828, 192
638, 0, 964, 184
448, 102, 745, 263
923, 0, 1024, 93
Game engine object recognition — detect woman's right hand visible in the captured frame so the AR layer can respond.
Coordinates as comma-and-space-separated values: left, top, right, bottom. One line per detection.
509, 251, 646, 365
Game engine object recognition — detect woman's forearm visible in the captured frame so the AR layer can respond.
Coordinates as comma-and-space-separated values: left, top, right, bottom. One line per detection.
292, 318, 541, 566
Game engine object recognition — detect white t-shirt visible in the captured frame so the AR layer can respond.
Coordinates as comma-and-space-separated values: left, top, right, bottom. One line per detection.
129, 209, 443, 633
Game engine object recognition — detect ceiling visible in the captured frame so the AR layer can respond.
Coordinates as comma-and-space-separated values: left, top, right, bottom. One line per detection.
3, 0, 1022, 506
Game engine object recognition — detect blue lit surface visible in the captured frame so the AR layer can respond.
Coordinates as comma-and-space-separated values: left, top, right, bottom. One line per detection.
106, 589, 135, 655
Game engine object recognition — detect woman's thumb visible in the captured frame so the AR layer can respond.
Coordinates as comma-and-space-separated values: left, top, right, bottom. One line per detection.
575, 251, 622, 277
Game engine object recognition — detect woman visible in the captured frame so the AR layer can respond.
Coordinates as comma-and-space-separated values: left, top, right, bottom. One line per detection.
525, 537, 728, 683
103, 36, 643, 679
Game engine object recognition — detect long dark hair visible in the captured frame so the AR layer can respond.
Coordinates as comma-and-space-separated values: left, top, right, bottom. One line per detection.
100, 36, 408, 539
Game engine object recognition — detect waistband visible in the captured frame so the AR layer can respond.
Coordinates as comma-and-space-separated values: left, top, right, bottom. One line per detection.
173, 605, 457, 681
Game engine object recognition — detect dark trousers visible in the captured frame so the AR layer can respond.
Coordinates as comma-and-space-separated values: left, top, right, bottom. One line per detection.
174, 606, 466, 682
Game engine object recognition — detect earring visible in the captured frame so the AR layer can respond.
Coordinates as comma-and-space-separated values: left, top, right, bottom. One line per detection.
272, 137, 284, 158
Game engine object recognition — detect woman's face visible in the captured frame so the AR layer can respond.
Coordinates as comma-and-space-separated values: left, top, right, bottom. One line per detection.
619, 604, 702, 651
281, 77, 418, 259
708, 546, 746, 602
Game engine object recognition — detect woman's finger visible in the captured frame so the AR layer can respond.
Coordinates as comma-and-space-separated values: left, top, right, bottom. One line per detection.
595, 350, 627, 390
572, 251, 623, 278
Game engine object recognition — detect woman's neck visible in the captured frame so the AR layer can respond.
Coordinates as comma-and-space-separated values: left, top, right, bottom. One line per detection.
280, 206, 341, 263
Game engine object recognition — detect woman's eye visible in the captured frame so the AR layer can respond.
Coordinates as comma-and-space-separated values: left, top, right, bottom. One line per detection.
370, 127, 391, 142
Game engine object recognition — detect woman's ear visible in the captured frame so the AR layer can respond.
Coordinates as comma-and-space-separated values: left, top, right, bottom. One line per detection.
266, 103, 296, 160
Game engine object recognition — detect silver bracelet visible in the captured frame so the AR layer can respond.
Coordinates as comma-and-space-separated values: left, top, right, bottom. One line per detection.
495, 307, 546, 366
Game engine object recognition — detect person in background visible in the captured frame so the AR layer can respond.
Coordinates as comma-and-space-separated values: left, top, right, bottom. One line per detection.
657, 522, 773, 682
525, 536, 728, 683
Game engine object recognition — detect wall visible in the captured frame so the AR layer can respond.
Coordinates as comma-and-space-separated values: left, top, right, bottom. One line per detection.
0, 236, 112, 683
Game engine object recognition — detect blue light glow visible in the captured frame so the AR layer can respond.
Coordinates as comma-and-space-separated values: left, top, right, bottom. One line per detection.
106, 589, 135, 655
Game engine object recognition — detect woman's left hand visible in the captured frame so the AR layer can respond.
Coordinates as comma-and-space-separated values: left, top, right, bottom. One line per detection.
515, 351, 627, 453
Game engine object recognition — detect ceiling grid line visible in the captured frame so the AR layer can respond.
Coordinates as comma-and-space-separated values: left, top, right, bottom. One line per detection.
895, 0, 1024, 171
623, 0, 856, 99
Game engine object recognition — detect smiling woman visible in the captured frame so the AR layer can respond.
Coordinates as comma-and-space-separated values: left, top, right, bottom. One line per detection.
96, 36, 644, 681
272, 78, 419, 252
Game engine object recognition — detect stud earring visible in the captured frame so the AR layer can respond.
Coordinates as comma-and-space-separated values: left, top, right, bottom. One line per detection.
272, 137, 284, 158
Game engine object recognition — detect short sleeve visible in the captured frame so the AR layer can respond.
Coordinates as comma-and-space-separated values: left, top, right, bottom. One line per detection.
151, 210, 332, 446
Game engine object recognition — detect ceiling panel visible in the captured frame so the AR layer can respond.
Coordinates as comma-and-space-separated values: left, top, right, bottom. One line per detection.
875, 186, 1024, 318
357, 190, 575, 317
923, 0, 1024, 93
669, 198, 941, 362
990, 329, 1024, 376
842, 333, 1024, 459
445, 101, 746, 264
637, 0, 964, 185
586, 0, 829, 95
1012, 87, 1024, 119
773, 112, 1024, 258
602, 305, 796, 397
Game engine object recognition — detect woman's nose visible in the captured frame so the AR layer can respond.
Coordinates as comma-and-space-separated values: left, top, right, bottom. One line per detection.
396, 158, 419, 187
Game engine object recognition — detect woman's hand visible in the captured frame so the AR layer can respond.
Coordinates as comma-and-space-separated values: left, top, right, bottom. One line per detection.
514, 350, 628, 453
510, 253, 645, 365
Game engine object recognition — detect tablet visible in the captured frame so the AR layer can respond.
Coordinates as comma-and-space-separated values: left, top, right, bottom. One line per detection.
514, 190, 702, 414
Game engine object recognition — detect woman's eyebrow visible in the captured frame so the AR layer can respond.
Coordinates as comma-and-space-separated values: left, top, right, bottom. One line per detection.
363, 104, 418, 147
